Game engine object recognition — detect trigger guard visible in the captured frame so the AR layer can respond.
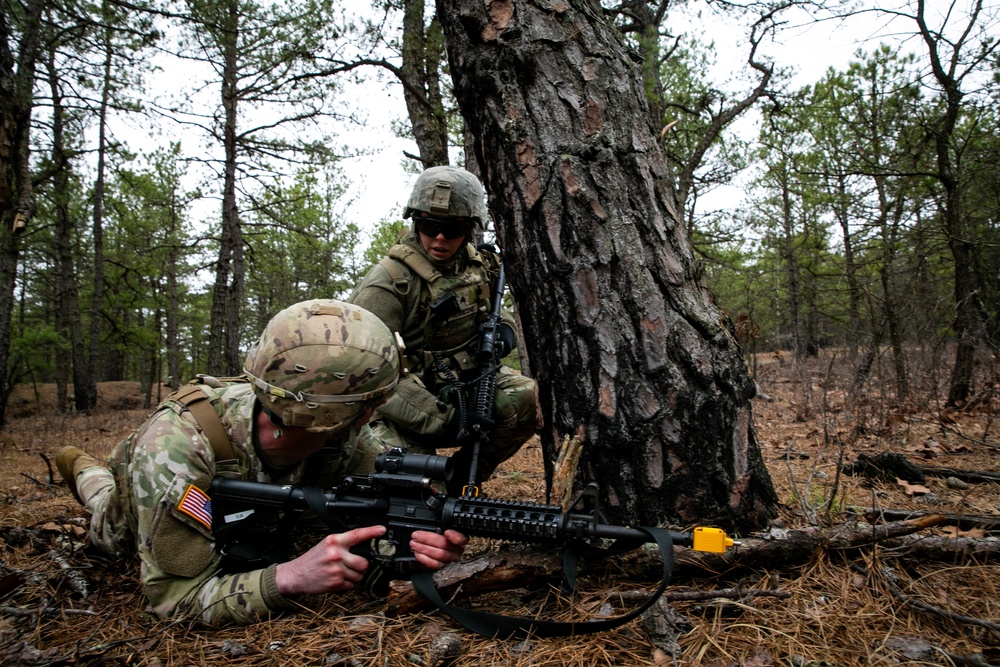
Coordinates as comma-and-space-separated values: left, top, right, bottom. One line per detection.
371, 536, 397, 563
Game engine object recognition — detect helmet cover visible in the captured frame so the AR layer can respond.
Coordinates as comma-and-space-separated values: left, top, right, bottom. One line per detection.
403, 165, 488, 226
243, 299, 401, 433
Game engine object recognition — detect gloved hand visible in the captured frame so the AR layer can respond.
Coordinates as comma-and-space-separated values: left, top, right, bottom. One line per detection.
437, 384, 467, 443
496, 322, 516, 358
465, 411, 495, 432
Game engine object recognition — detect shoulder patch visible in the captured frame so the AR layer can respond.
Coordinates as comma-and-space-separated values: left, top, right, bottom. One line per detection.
177, 484, 213, 530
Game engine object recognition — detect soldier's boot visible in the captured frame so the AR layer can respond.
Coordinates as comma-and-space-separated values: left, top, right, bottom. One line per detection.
56, 446, 103, 505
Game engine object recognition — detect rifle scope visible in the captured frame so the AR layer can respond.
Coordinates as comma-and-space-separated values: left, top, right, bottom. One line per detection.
375, 447, 453, 482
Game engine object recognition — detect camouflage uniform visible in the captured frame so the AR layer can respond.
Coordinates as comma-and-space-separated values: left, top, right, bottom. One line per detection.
349, 222, 536, 483
73, 300, 400, 626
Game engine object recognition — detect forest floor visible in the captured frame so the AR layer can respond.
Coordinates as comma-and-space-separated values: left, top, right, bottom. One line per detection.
0, 349, 998, 666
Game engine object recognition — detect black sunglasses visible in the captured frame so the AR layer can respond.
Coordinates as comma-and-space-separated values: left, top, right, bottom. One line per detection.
414, 216, 472, 240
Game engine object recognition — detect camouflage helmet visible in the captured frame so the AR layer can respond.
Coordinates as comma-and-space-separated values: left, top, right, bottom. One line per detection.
403, 165, 488, 226
243, 299, 401, 434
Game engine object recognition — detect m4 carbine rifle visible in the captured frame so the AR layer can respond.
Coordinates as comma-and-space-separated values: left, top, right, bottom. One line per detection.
210, 447, 735, 638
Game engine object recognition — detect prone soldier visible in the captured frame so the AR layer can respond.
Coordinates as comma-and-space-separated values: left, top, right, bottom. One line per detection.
56, 299, 467, 626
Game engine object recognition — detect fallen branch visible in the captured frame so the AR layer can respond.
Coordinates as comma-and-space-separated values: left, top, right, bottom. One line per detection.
386, 515, 953, 615
614, 587, 791, 603
853, 506, 1000, 532
877, 534, 1000, 560
0, 605, 98, 619
49, 549, 90, 598
916, 465, 1000, 484
386, 548, 564, 615
669, 513, 953, 575
875, 565, 1000, 635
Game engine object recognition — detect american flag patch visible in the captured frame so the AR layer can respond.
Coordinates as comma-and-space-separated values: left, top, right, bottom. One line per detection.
177, 484, 212, 530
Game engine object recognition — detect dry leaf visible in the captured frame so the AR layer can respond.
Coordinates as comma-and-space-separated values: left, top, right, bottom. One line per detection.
895, 477, 931, 496
40, 522, 86, 537
652, 648, 671, 665
911, 440, 944, 459
941, 526, 985, 538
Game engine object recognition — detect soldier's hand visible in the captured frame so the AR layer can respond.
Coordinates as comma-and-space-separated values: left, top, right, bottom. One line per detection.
274, 525, 387, 596
410, 529, 468, 570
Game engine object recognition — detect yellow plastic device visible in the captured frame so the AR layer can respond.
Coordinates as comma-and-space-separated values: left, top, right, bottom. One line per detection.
691, 526, 735, 553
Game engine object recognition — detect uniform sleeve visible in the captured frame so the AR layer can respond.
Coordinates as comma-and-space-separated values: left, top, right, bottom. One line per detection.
500, 308, 520, 355
375, 375, 455, 437
348, 263, 407, 334
127, 409, 296, 626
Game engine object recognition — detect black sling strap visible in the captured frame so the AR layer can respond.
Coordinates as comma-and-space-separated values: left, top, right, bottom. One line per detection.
411, 526, 674, 639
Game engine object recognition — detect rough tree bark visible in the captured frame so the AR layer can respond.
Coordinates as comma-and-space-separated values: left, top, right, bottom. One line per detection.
437, 0, 777, 531
401, 0, 449, 167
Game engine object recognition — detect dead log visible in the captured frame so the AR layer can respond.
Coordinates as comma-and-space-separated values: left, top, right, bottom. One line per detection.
855, 506, 1000, 533
916, 465, 1000, 484
843, 452, 1000, 485
386, 547, 564, 616
843, 452, 925, 483
877, 534, 1000, 561
386, 515, 963, 616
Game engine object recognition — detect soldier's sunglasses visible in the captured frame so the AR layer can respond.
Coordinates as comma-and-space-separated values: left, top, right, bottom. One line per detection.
414, 216, 472, 240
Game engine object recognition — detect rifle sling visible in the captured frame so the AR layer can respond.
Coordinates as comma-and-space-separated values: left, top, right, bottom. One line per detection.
411, 527, 674, 639
302, 486, 350, 532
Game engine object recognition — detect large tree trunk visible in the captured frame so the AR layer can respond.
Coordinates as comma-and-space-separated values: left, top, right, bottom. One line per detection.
437, 0, 777, 531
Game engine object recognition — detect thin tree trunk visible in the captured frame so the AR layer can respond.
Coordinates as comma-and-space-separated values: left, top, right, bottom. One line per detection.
780, 172, 803, 359
401, 0, 449, 167
881, 197, 908, 399
834, 177, 860, 359
80, 3, 116, 408
46, 47, 82, 414
166, 188, 181, 390
208, 0, 244, 376
0, 0, 42, 430
912, 0, 981, 407
437, 0, 776, 531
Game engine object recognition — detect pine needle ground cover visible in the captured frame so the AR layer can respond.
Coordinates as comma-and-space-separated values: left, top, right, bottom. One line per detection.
1, 352, 997, 666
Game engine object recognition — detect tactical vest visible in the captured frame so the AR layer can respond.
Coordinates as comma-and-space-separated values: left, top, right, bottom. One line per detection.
378, 242, 499, 385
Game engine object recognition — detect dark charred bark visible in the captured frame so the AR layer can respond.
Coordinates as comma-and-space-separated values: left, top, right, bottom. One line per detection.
437, 0, 777, 532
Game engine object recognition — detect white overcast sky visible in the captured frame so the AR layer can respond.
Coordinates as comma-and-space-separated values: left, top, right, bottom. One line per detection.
337, 3, 912, 231
130, 2, 919, 244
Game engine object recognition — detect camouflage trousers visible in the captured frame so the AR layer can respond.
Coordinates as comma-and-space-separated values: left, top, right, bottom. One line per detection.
372, 370, 537, 485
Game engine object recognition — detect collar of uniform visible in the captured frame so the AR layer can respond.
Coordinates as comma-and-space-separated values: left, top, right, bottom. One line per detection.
403, 231, 480, 275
